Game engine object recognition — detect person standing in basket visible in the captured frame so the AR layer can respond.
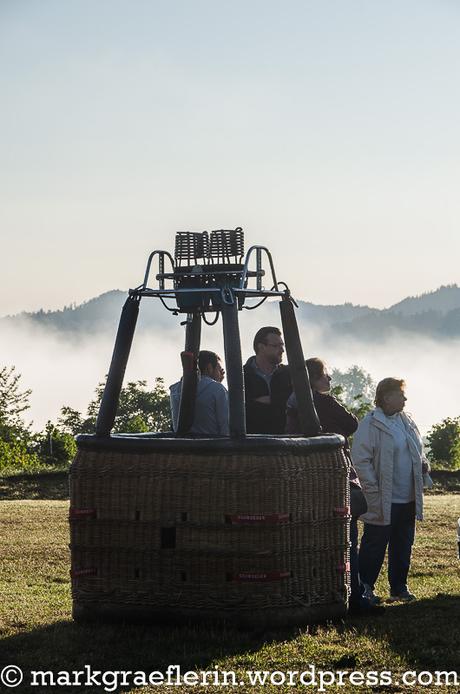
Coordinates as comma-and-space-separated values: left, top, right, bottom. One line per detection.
243, 326, 292, 434
352, 377, 431, 604
286, 358, 376, 613
170, 350, 229, 436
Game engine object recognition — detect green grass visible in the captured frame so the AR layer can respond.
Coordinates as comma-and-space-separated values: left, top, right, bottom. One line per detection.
1, 496, 460, 693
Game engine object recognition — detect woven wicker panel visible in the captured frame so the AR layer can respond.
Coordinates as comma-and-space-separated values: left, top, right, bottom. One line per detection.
71, 517, 347, 553
71, 548, 348, 608
70, 444, 350, 624
71, 451, 346, 522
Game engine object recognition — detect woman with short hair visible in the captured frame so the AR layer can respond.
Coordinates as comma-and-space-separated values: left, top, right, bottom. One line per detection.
352, 377, 431, 604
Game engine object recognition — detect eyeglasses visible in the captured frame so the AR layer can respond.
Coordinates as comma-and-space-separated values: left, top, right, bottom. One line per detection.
263, 342, 284, 349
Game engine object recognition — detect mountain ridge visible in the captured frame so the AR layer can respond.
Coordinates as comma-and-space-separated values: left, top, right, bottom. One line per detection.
387, 284, 460, 316
2, 284, 460, 342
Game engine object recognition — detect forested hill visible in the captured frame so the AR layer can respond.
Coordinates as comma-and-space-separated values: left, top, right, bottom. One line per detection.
1, 290, 176, 338
2, 284, 460, 342
387, 284, 460, 316
2, 291, 127, 335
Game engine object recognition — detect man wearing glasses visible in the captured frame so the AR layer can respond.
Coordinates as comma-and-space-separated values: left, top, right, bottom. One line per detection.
243, 326, 291, 434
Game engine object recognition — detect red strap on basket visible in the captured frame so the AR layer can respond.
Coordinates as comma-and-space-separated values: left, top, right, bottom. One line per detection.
334, 506, 350, 517
337, 561, 351, 573
230, 570, 291, 582
69, 508, 96, 519
71, 568, 97, 578
225, 513, 290, 525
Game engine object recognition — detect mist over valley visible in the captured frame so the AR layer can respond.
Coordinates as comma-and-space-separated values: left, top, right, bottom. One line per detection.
2, 284, 460, 434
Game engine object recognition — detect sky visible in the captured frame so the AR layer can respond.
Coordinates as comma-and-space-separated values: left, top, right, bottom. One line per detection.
1, 0, 460, 317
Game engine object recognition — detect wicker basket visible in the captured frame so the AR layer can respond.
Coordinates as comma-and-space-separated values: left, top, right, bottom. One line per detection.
70, 434, 350, 627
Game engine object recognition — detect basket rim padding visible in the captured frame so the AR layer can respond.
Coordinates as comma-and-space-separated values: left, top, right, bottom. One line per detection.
75, 433, 345, 455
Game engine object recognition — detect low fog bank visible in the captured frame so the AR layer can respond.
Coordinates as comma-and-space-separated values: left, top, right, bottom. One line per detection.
2, 314, 459, 436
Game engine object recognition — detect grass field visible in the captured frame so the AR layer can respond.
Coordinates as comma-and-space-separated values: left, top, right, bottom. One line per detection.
1, 493, 459, 693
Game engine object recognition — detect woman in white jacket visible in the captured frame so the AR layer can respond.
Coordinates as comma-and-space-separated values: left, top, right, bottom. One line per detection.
352, 378, 430, 604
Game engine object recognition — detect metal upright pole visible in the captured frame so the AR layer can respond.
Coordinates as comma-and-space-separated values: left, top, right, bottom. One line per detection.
176, 311, 201, 435
221, 295, 246, 438
96, 295, 140, 436
185, 311, 202, 354
279, 296, 321, 436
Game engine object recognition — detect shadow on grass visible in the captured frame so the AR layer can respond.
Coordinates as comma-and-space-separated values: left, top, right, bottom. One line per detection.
430, 470, 460, 494
341, 592, 460, 672
0, 471, 69, 501
0, 616, 296, 693
2, 594, 460, 693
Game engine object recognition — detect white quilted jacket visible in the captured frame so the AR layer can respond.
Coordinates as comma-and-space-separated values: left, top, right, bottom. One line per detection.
351, 408, 427, 526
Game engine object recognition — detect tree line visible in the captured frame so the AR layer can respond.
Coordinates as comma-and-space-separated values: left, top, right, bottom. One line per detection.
0, 365, 459, 474
0, 366, 171, 474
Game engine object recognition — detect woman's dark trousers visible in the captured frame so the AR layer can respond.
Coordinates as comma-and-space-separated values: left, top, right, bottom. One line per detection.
359, 502, 416, 595
349, 517, 362, 606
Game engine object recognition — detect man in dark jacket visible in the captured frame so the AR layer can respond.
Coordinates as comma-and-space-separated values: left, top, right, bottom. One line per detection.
243, 326, 291, 434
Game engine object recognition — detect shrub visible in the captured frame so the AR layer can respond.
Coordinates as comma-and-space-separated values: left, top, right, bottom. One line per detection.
32, 423, 77, 468
0, 439, 41, 475
426, 416, 460, 470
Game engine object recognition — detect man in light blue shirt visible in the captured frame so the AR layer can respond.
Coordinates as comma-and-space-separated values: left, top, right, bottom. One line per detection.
170, 351, 229, 436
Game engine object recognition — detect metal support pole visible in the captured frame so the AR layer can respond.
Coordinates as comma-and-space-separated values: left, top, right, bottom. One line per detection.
185, 311, 202, 354
176, 312, 201, 435
279, 297, 321, 436
96, 295, 140, 436
222, 296, 246, 438
256, 248, 262, 290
